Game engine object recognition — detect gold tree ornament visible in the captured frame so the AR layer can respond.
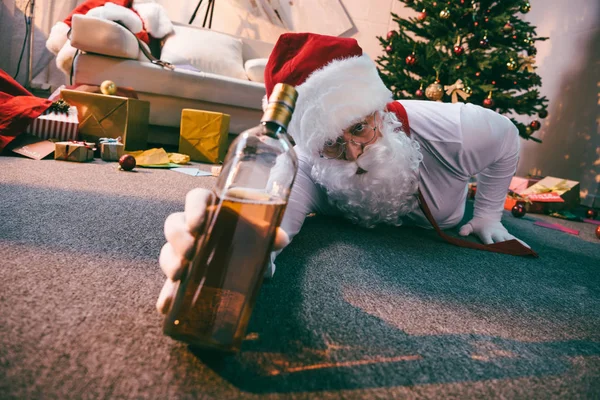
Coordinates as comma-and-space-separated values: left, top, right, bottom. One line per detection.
444, 79, 471, 103
425, 81, 444, 101
100, 80, 117, 95
507, 58, 518, 71
503, 21, 514, 32
521, 2, 531, 13
518, 55, 536, 72
440, 8, 451, 19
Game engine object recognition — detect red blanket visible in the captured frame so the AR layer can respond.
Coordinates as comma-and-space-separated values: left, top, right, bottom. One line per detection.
0, 69, 52, 152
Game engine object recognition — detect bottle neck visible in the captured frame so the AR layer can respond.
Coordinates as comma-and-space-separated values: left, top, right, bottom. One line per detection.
262, 120, 288, 139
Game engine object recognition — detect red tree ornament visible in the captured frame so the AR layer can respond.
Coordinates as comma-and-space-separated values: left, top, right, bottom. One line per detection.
405, 53, 417, 66
387, 30, 397, 40
119, 154, 136, 171
586, 209, 598, 219
596, 225, 600, 240
483, 91, 495, 108
511, 204, 526, 218
530, 120, 541, 130
418, 10, 427, 21
415, 86, 425, 97
453, 45, 464, 56
385, 45, 393, 54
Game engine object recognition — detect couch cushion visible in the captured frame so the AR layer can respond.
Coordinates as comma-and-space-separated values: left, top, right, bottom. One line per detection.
73, 53, 265, 111
244, 58, 267, 83
160, 25, 248, 81
70, 14, 140, 60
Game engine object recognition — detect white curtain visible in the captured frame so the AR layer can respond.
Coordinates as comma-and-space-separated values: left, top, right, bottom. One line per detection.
0, 0, 81, 88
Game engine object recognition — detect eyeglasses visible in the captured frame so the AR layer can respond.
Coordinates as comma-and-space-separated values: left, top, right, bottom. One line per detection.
319, 119, 378, 160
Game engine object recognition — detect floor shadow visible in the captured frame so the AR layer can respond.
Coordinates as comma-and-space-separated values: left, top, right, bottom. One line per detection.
185, 214, 600, 394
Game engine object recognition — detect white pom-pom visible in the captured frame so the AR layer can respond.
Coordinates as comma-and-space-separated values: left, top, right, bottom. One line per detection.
133, 2, 173, 38
46, 22, 70, 55
55, 41, 78, 77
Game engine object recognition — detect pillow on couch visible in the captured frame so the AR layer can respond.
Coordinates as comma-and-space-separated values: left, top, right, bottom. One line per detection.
244, 58, 267, 83
160, 25, 247, 80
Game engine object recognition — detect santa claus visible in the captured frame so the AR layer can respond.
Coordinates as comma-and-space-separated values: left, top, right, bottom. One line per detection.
46, 0, 173, 76
155, 32, 537, 310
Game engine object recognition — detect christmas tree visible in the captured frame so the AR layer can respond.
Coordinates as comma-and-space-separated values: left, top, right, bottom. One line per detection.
377, 0, 549, 142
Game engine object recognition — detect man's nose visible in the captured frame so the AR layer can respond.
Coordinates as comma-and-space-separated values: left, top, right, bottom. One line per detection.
344, 141, 363, 161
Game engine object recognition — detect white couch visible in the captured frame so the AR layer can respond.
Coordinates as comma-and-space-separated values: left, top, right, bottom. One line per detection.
68, 15, 274, 147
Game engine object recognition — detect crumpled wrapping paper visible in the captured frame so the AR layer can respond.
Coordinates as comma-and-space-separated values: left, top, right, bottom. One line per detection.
128, 148, 190, 167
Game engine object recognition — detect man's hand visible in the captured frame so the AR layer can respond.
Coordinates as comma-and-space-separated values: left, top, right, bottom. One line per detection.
156, 188, 290, 314
459, 216, 530, 248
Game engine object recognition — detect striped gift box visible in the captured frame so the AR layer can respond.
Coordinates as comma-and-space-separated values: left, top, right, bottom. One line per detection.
26, 106, 79, 141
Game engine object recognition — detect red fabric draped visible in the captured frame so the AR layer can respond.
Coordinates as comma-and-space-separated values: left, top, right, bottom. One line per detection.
0, 69, 52, 152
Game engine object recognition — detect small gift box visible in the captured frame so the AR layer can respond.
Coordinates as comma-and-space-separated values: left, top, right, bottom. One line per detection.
54, 141, 95, 162
99, 137, 124, 161
26, 106, 79, 141
60, 89, 149, 151
520, 176, 580, 214
509, 176, 531, 195
179, 109, 230, 164
503, 176, 535, 211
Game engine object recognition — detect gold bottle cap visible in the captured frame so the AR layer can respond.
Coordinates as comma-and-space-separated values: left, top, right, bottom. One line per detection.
268, 83, 298, 111
261, 83, 298, 129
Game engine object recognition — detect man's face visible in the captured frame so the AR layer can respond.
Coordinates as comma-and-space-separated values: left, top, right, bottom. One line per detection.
319, 112, 383, 174
311, 110, 423, 228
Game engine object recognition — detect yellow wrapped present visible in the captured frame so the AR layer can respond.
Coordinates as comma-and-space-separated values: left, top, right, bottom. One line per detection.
60, 90, 149, 151
179, 109, 230, 164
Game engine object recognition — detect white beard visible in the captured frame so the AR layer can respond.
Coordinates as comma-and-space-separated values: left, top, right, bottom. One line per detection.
310, 111, 423, 228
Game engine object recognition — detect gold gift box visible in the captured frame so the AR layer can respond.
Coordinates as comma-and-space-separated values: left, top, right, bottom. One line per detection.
54, 141, 95, 162
179, 109, 230, 164
60, 90, 149, 151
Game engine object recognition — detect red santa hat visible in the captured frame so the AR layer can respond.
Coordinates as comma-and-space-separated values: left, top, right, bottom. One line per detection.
264, 33, 393, 155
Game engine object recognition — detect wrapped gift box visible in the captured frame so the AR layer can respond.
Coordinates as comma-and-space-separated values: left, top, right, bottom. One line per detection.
25, 106, 79, 141
509, 176, 531, 194
60, 89, 149, 151
99, 138, 124, 161
179, 109, 230, 164
520, 176, 580, 214
54, 141, 95, 162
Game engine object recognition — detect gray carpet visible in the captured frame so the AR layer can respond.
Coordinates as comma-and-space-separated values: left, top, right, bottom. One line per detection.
1, 155, 599, 400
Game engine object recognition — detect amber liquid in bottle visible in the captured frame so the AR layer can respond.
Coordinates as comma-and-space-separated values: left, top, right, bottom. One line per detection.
163, 189, 287, 352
